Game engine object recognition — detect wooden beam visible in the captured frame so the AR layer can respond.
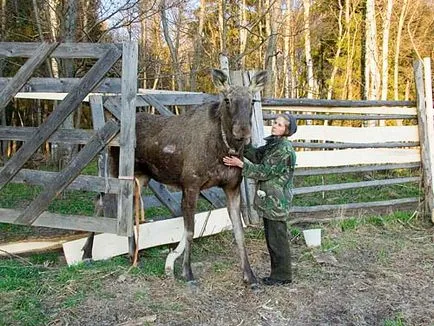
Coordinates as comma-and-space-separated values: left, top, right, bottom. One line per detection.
0, 77, 121, 93
0, 42, 58, 115
102, 97, 122, 120
148, 180, 182, 216
294, 177, 419, 195
289, 197, 419, 213
0, 126, 120, 146
414, 58, 434, 222
295, 162, 421, 176
116, 42, 138, 236
264, 125, 419, 143
0, 44, 122, 191
263, 106, 417, 115
291, 141, 420, 149
0, 208, 118, 233
296, 148, 420, 168
140, 94, 174, 116
14, 119, 120, 225
6, 168, 120, 193
262, 98, 415, 107
0, 42, 122, 58
263, 113, 417, 121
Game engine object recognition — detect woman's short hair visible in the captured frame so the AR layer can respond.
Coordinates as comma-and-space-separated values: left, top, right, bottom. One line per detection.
279, 113, 297, 136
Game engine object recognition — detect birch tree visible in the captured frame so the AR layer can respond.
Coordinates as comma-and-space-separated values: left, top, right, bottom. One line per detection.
393, 0, 408, 100
190, 0, 205, 91
364, 0, 380, 101
302, 0, 315, 99
380, 0, 394, 101
264, 0, 280, 97
160, 0, 184, 90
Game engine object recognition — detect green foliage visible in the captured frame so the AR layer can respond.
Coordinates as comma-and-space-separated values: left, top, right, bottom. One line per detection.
383, 314, 406, 326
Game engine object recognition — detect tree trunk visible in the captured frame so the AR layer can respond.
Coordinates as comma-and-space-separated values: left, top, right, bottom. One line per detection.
160, 0, 184, 91
380, 0, 394, 101
364, 0, 380, 101
218, 0, 227, 55
140, 0, 148, 89
239, 0, 248, 70
303, 0, 315, 99
327, 0, 345, 100
263, 0, 277, 97
393, 0, 408, 100
190, 0, 205, 91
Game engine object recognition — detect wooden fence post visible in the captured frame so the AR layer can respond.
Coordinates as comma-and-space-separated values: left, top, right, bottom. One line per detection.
117, 42, 138, 236
414, 58, 434, 223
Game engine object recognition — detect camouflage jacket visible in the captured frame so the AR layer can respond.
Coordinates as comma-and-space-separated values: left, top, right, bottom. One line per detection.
242, 136, 296, 221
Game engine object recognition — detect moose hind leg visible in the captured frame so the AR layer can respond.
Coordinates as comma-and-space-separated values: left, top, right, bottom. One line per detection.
180, 187, 199, 282
224, 185, 257, 285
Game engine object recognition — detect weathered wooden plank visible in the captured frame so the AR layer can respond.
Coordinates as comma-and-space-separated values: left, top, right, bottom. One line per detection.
289, 197, 419, 213
264, 125, 419, 143
263, 113, 417, 121
295, 162, 421, 176
125, 93, 218, 106
148, 180, 182, 216
0, 126, 120, 146
0, 42, 58, 114
140, 94, 174, 116
102, 96, 122, 120
415, 58, 434, 222
291, 141, 420, 149
6, 168, 120, 193
262, 98, 415, 108
116, 42, 138, 236
0, 42, 122, 58
263, 105, 417, 115
296, 148, 420, 168
294, 177, 419, 195
0, 44, 122, 190
14, 119, 120, 225
0, 208, 117, 233
0, 77, 121, 93
200, 188, 227, 208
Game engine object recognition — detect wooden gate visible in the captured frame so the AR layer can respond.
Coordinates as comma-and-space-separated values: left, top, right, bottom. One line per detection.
0, 42, 138, 236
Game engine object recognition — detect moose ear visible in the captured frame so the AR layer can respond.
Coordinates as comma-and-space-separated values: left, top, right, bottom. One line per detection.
249, 70, 268, 93
211, 69, 229, 91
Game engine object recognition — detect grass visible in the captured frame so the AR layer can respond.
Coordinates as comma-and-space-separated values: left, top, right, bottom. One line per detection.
0, 165, 426, 325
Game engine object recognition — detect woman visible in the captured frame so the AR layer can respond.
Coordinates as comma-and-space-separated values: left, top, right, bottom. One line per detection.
223, 113, 297, 286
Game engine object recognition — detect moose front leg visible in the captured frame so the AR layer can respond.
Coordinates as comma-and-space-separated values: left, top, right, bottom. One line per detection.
224, 185, 257, 285
180, 187, 199, 282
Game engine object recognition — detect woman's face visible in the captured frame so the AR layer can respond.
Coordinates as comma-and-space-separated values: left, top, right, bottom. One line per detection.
271, 116, 288, 136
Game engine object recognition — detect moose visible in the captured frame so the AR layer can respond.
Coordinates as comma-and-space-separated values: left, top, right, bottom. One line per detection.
84, 69, 267, 285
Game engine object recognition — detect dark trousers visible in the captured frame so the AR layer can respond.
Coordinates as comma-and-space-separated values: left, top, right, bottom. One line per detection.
263, 218, 292, 281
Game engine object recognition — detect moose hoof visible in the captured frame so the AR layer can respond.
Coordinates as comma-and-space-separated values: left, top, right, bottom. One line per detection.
165, 267, 175, 279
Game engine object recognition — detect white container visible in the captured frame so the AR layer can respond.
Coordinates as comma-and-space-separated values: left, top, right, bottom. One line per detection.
303, 228, 322, 247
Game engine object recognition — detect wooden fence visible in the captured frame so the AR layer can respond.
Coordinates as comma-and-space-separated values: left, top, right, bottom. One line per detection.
0, 42, 138, 237
0, 42, 432, 252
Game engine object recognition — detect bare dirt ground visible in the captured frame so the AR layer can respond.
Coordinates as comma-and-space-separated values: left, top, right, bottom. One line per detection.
42, 214, 434, 326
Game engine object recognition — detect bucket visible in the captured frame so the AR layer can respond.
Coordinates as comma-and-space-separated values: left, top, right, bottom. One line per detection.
303, 228, 322, 248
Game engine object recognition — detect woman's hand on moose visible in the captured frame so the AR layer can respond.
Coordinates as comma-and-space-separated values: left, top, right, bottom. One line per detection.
223, 156, 244, 168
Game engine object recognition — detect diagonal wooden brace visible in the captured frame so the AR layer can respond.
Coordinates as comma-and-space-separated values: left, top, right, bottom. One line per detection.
14, 119, 120, 225
0, 45, 122, 191
0, 42, 59, 114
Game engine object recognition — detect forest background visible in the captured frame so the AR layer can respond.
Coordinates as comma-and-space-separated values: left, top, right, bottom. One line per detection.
0, 0, 433, 140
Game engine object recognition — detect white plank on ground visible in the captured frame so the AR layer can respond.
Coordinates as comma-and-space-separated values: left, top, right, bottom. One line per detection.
62, 208, 234, 266
264, 125, 419, 143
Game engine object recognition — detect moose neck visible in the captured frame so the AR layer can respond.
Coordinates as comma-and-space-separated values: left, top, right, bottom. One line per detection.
220, 107, 244, 156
